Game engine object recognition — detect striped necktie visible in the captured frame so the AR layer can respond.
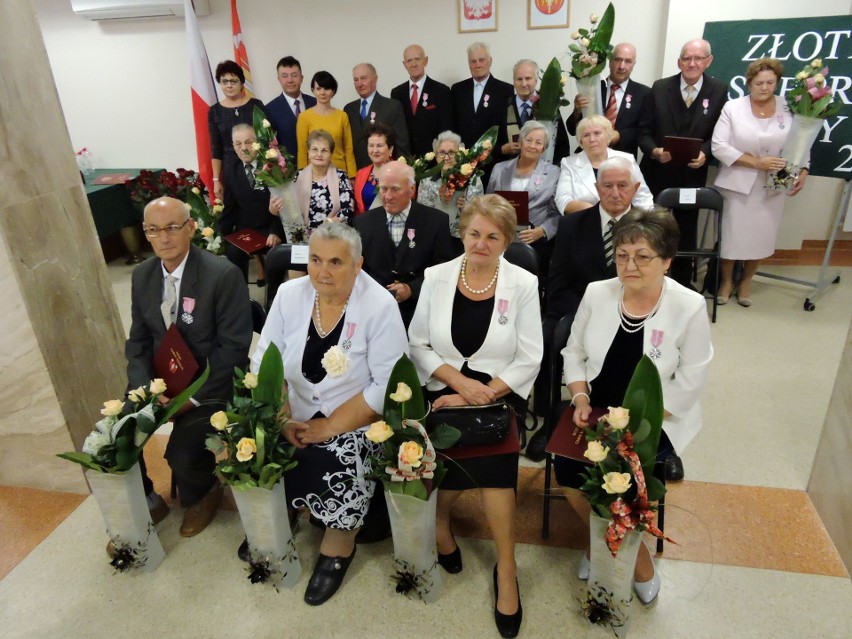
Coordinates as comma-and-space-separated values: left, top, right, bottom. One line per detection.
605, 84, 620, 125
685, 85, 696, 107
161, 274, 177, 328
244, 163, 256, 188
604, 219, 616, 267
520, 102, 531, 125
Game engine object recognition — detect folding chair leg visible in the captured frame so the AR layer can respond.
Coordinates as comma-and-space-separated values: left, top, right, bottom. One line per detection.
656, 493, 665, 554
542, 455, 552, 539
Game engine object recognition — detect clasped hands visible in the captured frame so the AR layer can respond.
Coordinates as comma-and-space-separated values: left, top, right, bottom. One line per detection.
652, 148, 706, 168
281, 417, 336, 449
432, 377, 496, 409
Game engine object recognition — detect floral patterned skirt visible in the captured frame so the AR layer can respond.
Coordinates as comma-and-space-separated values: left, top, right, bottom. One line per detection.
285, 429, 380, 530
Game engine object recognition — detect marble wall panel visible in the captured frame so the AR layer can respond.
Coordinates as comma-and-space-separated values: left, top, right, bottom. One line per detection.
808, 318, 852, 576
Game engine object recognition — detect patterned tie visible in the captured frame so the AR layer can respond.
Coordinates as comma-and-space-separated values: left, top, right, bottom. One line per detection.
244, 163, 256, 188
388, 215, 405, 246
410, 83, 419, 115
603, 219, 616, 267
360, 99, 368, 120
520, 102, 531, 125
161, 274, 178, 328
685, 85, 696, 107
605, 84, 620, 125
294, 98, 301, 116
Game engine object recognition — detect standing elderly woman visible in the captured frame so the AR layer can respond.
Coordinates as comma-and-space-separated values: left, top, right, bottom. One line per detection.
554, 208, 712, 605
353, 122, 396, 214
417, 130, 484, 253
292, 129, 355, 231
487, 120, 562, 278
555, 115, 653, 215
296, 71, 357, 178
712, 58, 806, 306
409, 194, 543, 639
252, 223, 408, 606
208, 60, 267, 203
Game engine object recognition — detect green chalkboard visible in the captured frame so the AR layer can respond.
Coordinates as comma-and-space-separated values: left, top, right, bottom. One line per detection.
703, 16, 852, 180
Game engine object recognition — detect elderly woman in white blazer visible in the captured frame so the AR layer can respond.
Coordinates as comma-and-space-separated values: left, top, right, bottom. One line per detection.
487, 119, 561, 278
711, 58, 807, 306
556, 208, 712, 606
555, 114, 653, 214
252, 223, 408, 606
409, 194, 542, 638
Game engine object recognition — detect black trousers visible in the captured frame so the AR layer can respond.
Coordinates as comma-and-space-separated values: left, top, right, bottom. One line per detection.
140, 404, 219, 507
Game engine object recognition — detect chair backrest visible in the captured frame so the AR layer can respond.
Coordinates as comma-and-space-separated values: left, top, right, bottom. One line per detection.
249, 299, 266, 334
503, 242, 539, 277
549, 311, 576, 411
264, 244, 308, 309
655, 186, 724, 213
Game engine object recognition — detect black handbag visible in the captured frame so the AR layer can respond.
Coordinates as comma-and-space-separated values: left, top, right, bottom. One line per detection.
425, 402, 512, 447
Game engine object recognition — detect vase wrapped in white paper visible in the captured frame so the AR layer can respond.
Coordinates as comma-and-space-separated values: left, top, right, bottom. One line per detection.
766, 114, 823, 192
585, 513, 644, 637
385, 488, 443, 603
87, 462, 165, 573
269, 182, 309, 244
575, 74, 603, 118
232, 480, 301, 589
541, 120, 558, 164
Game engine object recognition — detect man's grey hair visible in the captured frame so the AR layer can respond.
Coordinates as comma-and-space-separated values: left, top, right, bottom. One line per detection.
513, 59, 539, 76
680, 39, 712, 57
518, 120, 550, 151
597, 156, 638, 183
378, 161, 415, 186
231, 123, 254, 137
309, 221, 362, 261
467, 41, 491, 57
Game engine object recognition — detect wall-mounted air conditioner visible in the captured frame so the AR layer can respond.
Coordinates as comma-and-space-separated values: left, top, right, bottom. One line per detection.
70, 0, 210, 21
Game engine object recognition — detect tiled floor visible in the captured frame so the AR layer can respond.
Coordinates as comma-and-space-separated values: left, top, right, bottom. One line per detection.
1, 256, 851, 638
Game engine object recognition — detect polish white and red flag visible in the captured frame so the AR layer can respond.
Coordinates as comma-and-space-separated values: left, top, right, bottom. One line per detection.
184, 0, 217, 191
231, 0, 254, 97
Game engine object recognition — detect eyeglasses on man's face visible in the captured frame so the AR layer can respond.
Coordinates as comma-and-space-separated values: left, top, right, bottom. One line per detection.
142, 219, 192, 238
679, 55, 710, 64
614, 252, 660, 267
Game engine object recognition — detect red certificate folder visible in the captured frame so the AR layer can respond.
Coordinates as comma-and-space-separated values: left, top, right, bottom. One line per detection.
153, 324, 199, 396
663, 136, 703, 165
545, 406, 608, 463
224, 228, 268, 254
494, 190, 530, 225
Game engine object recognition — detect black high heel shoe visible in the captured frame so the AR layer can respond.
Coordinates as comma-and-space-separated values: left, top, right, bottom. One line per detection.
493, 564, 523, 638
303, 547, 356, 606
437, 535, 463, 573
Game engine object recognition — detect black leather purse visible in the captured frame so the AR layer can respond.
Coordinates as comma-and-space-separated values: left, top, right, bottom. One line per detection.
425, 402, 512, 447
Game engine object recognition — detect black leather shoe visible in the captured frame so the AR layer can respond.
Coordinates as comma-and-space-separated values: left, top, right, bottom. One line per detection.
437, 544, 463, 574
256, 279, 266, 288
493, 564, 522, 638
237, 538, 250, 563
304, 548, 356, 606
524, 428, 549, 462
664, 453, 685, 481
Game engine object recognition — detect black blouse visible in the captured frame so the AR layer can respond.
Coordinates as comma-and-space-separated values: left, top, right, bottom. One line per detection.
301, 315, 347, 384
208, 98, 267, 164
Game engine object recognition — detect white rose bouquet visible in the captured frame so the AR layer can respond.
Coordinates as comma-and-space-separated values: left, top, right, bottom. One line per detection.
438, 126, 499, 203
251, 106, 297, 188
568, 4, 615, 80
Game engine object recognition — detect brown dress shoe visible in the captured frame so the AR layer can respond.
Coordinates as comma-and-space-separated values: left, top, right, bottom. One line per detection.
179, 483, 223, 537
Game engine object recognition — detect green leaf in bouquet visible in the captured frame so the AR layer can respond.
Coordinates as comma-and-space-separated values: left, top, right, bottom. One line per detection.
56, 451, 104, 472
568, 44, 581, 53
160, 364, 211, 425
385, 481, 405, 495
258, 463, 283, 489
578, 28, 589, 36
532, 58, 566, 123
205, 435, 225, 455
385, 406, 403, 429
115, 448, 136, 470
383, 354, 426, 419
645, 474, 666, 502
255, 424, 267, 469
632, 417, 651, 444
253, 342, 284, 406
591, 3, 616, 50
622, 355, 663, 467
252, 105, 273, 145
402, 479, 428, 500
427, 423, 461, 449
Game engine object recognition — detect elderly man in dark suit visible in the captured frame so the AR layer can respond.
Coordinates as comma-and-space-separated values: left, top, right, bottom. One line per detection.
265, 56, 317, 158
566, 43, 650, 158
355, 161, 454, 328
500, 59, 571, 166
128, 197, 252, 537
391, 44, 454, 156
344, 63, 410, 169
638, 38, 727, 287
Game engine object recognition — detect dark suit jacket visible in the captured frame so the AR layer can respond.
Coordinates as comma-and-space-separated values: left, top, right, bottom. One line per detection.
545, 205, 616, 330
218, 159, 286, 238
264, 92, 317, 157
451, 75, 514, 149
354, 202, 454, 327
504, 95, 571, 166
638, 73, 728, 194
344, 93, 411, 169
125, 245, 253, 404
566, 78, 651, 157
391, 76, 454, 156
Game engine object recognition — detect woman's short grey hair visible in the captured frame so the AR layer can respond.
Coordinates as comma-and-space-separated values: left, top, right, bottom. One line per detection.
519, 120, 550, 151
432, 130, 462, 153
576, 115, 614, 143
309, 221, 362, 261
612, 207, 680, 259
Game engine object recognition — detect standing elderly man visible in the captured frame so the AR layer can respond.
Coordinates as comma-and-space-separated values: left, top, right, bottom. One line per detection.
127, 197, 252, 536
344, 63, 410, 169
355, 161, 454, 328
638, 38, 727, 289
391, 44, 454, 156
265, 56, 316, 158
566, 43, 650, 157
500, 59, 571, 166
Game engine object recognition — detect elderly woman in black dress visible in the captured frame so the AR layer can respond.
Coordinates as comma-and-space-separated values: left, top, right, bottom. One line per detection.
409, 194, 542, 638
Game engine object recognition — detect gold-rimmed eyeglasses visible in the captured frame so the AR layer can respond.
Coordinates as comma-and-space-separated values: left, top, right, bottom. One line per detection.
615, 252, 660, 268
142, 219, 192, 238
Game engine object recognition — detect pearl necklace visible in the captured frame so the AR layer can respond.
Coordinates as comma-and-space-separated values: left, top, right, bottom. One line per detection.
314, 292, 348, 338
618, 283, 664, 333
460, 256, 499, 294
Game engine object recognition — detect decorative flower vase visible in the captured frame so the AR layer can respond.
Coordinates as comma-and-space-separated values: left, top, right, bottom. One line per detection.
585, 513, 644, 637
385, 488, 443, 603
269, 183, 308, 244
766, 114, 823, 192
87, 462, 165, 573
542, 120, 558, 164
575, 74, 603, 118
232, 480, 301, 589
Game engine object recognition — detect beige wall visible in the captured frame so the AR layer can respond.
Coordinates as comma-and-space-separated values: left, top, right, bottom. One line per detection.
0, 0, 128, 493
